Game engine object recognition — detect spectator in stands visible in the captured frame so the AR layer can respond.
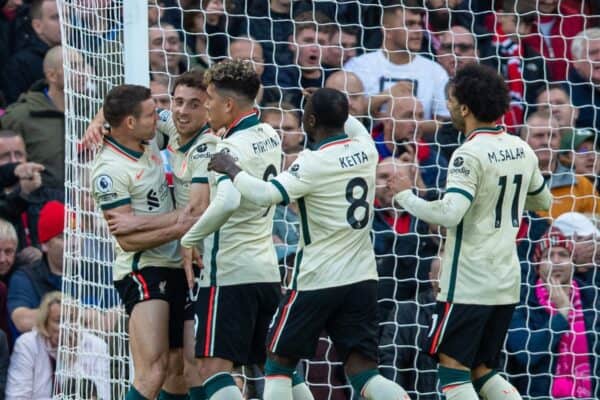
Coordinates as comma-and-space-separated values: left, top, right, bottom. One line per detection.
506, 228, 600, 398
521, 0, 585, 82
1, 0, 60, 105
379, 254, 440, 399
321, 25, 359, 74
260, 102, 304, 169
7, 200, 66, 334
569, 28, 600, 131
535, 84, 579, 130
6, 291, 111, 400
325, 71, 368, 123
373, 157, 439, 311
345, 0, 449, 135
560, 128, 600, 190
277, 11, 332, 108
521, 111, 599, 219
150, 76, 172, 110
149, 22, 186, 80
0, 0, 26, 92
1, 46, 79, 190
435, 25, 478, 79
244, 0, 296, 87
372, 96, 448, 195
0, 130, 60, 250
0, 219, 17, 283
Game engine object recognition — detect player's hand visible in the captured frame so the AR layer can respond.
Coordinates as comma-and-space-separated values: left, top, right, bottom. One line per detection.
182, 246, 203, 289
208, 152, 241, 178
386, 168, 413, 194
80, 121, 108, 151
106, 213, 138, 235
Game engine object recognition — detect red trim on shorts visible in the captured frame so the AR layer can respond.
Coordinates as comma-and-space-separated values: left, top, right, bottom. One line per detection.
429, 302, 451, 355
268, 290, 297, 351
135, 273, 150, 299
204, 286, 216, 356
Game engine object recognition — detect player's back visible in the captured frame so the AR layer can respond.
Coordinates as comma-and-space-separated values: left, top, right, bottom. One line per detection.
441, 128, 543, 305
203, 115, 281, 286
276, 130, 379, 291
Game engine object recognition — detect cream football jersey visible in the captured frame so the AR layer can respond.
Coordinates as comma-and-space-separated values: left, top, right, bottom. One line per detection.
269, 116, 379, 290
91, 136, 181, 281
202, 110, 282, 286
439, 126, 547, 305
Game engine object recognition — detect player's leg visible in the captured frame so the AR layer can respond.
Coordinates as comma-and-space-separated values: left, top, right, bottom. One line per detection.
472, 304, 522, 400
191, 284, 258, 400
326, 280, 409, 400
427, 302, 490, 400
115, 268, 172, 400
159, 269, 190, 399
264, 288, 331, 400
128, 299, 170, 399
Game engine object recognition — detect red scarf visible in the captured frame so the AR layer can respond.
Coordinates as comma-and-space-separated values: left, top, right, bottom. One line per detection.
492, 20, 524, 134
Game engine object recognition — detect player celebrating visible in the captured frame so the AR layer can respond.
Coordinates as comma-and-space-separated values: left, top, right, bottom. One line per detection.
90, 85, 193, 400
387, 64, 552, 400
208, 88, 410, 400
179, 59, 312, 400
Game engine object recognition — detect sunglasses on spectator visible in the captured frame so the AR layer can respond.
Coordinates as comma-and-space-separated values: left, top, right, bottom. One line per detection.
439, 43, 474, 53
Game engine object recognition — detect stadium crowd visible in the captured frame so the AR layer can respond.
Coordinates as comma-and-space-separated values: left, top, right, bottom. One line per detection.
0, 0, 599, 398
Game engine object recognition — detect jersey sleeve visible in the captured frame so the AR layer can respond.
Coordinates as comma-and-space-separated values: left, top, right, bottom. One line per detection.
270, 152, 314, 205
445, 148, 480, 202
91, 164, 131, 210
155, 109, 176, 149
214, 140, 242, 184
189, 143, 213, 185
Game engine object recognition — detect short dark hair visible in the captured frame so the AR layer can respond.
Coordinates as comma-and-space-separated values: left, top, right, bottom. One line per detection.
103, 84, 152, 127
294, 11, 334, 37
309, 88, 348, 130
0, 130, 22, 140
450, 64, 510, 123
30, 0, 47, 20
204, 59, 260, 103
261, 101, 300, 123
380, 0, 423, 15
172, 70, 206, 94
535, 82, 570, 101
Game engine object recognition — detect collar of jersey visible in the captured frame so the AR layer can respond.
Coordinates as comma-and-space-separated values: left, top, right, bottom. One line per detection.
224, 109, 260, 138
104, 136, 144, 161
178, 123, 211, 153
316, 133, 350, 150
466, 125, 504, 141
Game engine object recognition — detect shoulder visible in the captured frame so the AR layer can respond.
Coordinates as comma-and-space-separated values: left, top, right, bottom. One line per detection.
82, 332, 108, 351
344, 50, 382, 69
13, 330, 38, 352
414, 55, 449, 77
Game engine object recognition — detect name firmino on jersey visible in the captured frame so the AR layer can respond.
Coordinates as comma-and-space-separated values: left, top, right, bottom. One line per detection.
252, 137, 280, 154
487, 147, 525, 163
339, 151, 369, 168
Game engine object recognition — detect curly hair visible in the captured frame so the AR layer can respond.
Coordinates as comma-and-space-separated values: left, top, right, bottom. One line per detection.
204, 59, 260, 103
450, 64, 510, 123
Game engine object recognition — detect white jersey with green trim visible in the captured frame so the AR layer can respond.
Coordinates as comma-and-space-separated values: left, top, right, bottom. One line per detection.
439, 126, 546, 305
202, 110, 282, 286
155, 109, 217, 208
91, 136, 181, 281
269, 128, 379, 290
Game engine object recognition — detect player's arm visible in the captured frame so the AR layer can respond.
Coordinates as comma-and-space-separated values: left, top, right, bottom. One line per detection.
524, 163, 552, 211
180, 177, 241, 248
103, 204, 186, 252
388, 150, 478, 228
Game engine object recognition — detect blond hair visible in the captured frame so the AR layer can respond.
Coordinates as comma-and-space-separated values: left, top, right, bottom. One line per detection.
0, 219, 17, 243
36, 291, 62, 337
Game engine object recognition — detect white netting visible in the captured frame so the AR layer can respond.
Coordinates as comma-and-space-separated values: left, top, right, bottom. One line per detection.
55, 0, 600, 399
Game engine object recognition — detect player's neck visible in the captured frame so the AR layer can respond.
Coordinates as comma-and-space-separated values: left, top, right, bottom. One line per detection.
464, 120, 497, 136
179, 122, 208, 144
109, 129, 145, 152
227, 105, 256, 127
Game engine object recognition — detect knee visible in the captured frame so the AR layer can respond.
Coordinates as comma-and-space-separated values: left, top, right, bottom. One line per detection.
137, 355, 169, 390
198, 358, 233, 383
184, 358, 202, 387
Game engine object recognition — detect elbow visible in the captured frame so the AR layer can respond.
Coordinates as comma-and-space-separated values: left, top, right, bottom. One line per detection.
115, 238, 139, 253
223, 194, 241, 213
442, 215, 463, 229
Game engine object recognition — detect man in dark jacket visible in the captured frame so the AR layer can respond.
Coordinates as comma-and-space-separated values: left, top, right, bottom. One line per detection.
1, 0, 60, 104
1, 45, 67, 190
379, 258, 440, 400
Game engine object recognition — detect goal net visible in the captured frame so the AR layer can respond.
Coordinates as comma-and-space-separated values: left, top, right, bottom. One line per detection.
55, 0, 599, 399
